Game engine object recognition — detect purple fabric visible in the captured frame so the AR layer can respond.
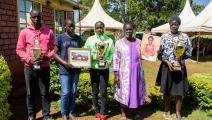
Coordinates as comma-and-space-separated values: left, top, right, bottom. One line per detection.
128, 41, 145, 108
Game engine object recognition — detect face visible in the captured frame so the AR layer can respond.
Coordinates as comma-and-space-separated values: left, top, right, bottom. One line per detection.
95, 22, 104, 35
169, 20, 180, 34
148, 37, 153, 44
30, 10, 41, 27
65, 20, 75, 34
124, 24, 134, 39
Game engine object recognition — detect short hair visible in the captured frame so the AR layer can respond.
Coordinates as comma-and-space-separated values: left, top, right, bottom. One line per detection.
123, 21, 136, 30
64, 18, 75, 26
95, 21, 105, 27
169, 16, 181, 25
148, 36, 154, 40
30, 9, 41, 15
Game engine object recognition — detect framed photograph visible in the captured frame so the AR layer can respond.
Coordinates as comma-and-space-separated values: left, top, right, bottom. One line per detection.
68, 48, 91, 68
140, 34, 161, 62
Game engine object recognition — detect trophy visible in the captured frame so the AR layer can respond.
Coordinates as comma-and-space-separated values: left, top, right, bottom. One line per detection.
173, 35, 186, 71
33, 37, 42, 70
96, 36, 108, 67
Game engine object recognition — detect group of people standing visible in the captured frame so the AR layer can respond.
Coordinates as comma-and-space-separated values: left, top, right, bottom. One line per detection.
16, 9, 192, 120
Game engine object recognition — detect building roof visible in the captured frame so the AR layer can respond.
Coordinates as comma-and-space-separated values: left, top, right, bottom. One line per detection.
75, 0, 123, 30
151, 0, 195, 33
180, 1, 212, 34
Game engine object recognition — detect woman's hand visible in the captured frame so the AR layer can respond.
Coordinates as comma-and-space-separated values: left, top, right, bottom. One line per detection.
114, 73, 120, 88
164, 60, 173, 71
64, 62, 74, 70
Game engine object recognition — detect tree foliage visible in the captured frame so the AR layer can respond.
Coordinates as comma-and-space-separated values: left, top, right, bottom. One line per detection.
79, 0, 205, 31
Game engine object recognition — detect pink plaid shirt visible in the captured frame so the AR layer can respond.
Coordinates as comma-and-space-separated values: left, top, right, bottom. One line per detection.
16, 24, 55, 68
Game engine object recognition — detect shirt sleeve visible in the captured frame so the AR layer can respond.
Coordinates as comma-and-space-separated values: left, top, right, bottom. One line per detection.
158, 35, 168, 61
182, 35, 193, 59
16, 30, 32, 63
112, 41, 121, 72
46, 30, 55, 59
84, 38, 98, 60
105, 39, 114, 66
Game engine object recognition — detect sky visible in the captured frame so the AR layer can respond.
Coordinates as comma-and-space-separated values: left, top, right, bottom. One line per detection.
193, 0, 211, 6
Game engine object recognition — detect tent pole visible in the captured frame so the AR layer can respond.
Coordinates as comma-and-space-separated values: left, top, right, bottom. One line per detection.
197, 31, 200, 63
78, 0, 81, 36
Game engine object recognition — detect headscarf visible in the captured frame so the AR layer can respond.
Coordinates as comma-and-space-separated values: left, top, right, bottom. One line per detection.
94, 21, 107, 40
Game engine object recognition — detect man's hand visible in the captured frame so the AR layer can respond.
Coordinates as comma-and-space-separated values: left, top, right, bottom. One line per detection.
30, 57, 36, 64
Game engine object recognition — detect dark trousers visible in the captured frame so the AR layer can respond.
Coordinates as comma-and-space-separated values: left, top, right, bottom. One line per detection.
90, 68, 109, 114
24, 66, 51, 118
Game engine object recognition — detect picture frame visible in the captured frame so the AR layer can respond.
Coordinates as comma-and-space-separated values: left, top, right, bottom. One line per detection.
140, 34, 161, 62
68, 48, 91, 68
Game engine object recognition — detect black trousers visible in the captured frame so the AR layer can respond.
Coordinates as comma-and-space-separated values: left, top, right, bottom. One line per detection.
90, 68, 109, 114
24, 66, 51, 118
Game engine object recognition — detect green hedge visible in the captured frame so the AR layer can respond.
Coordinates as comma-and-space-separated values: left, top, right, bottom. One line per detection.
0, 56, 12, 119
50, 60, 115, 105
150, 73, 212, 114
189, 73, 212, 112
76, 72, 114, 105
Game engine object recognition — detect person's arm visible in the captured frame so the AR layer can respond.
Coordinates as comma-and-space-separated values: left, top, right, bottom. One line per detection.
84, 37, 101, 60
53, 46, 73, 69
46, 30, 55, 59
16, 30, 34, 64
182, 35, 193, 59
112, 41, 121, 88
158, 35, 173, 71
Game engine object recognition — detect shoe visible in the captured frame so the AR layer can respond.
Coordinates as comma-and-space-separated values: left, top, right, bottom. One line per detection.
43, 117, 51, 120
62, 115, 68, 120
69, 113, 79, 120
28, 117, 35, 120
101, 114, 106, 120
95, 113, 101, 120
163, 111, 172, 120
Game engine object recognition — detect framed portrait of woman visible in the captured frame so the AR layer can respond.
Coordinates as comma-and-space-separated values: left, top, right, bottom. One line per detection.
140, 34, 161, 62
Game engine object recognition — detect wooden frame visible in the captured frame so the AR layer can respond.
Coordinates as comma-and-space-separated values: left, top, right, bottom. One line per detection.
68, 48, 91, 68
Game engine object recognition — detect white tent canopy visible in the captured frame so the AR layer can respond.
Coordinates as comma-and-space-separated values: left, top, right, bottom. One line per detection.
151, 0, 195, 33
75, 0, 123, 30
181, 1, 212, 33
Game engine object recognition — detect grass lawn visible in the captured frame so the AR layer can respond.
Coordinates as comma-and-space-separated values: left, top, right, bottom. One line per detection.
49, 59, 212, 120
10, 59, 212, 120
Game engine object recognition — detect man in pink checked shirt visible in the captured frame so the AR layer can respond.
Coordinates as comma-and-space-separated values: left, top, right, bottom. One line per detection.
16, 9, 55, 120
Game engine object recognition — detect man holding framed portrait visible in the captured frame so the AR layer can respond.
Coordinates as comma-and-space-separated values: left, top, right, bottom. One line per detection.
54, 18, 83, 120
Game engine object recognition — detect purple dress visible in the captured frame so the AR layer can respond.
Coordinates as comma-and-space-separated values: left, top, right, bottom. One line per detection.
113, 38, 146, 108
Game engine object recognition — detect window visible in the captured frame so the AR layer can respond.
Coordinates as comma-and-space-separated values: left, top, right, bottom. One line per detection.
18, 0, 41, 30
55, 10, 67, 35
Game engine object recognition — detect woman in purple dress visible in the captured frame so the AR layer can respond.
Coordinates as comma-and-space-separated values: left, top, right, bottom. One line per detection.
113, 22, 146, 119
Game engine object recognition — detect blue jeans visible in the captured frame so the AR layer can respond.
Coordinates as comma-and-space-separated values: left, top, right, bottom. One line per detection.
60, 74, 80, 116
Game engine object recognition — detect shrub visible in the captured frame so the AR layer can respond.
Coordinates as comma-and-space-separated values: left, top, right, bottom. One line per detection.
150, 73, 212, 114
76, 72, 115, 105
0, 56, 12, 119
50, 59, 115, 106
188, 73, 212, 112
50, 60, 60, 94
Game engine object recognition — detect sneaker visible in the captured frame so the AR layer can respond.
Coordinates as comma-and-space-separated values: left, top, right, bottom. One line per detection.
101, 114, 106, 120
95, 113, 101, 120
163, 111, 172, 120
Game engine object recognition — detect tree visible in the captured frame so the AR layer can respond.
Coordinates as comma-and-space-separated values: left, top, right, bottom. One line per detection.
79, 0, 204, 31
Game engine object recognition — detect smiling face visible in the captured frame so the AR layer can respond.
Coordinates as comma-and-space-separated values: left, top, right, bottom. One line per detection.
169, 20, 180, 34
95, 22, 104, 36
124, 23, 134, 40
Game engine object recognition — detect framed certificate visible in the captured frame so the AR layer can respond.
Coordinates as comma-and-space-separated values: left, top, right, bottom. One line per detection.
68, 48, 91, 68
